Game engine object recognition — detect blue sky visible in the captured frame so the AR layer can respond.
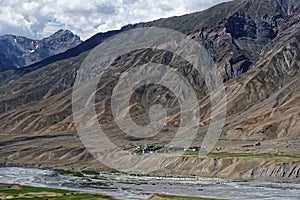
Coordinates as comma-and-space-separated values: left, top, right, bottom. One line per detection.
0, 0, 230, 40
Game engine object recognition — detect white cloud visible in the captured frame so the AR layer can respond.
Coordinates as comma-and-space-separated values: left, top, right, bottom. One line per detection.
0, 0, 230, 40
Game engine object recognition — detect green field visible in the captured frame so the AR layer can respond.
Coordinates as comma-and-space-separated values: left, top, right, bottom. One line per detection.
0, 184, 117, 200
175, 151, 300, 160
208, 152, 300, 159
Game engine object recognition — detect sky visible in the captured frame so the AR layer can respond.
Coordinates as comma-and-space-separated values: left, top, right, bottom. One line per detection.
0, 0, 230, 40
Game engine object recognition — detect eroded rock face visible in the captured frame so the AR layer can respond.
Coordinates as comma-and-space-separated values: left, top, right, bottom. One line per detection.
257, 14, 279, 41
0, 30, 82, 72
225, 12, 279, 41
226, 12, 257, 39
159, 157, 300, 181
198, 10, 285, 81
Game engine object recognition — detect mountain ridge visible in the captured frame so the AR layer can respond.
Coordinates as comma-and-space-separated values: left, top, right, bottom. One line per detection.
0, 0, 299, 181
0, 29, 82, 72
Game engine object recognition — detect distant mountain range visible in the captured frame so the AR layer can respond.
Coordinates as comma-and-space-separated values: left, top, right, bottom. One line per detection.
0, 30, 82, 72
0, 0, 299, 181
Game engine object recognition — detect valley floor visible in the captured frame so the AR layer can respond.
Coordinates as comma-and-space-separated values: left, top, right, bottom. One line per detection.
1, 167, 300, 200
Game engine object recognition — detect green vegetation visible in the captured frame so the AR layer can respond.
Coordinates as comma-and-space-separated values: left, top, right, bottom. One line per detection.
54, 169, 85, 177
155, 194, 222, 200
182, 151, 199, 156
0, 184, 117, 200
208, 152, 300, 160
81, 170, 100, 176
172, 151, 300, 160
0, 185, 69, 196
134, 145, 164, 154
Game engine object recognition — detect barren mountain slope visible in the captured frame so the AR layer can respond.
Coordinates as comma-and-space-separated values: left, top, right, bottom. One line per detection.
0, 0, 299, 181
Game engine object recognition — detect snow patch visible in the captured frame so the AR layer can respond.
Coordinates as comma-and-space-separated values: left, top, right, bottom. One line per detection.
29, 49, 35, 53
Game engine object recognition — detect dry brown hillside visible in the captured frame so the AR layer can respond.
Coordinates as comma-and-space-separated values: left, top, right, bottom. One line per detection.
0, 0, 299, 181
